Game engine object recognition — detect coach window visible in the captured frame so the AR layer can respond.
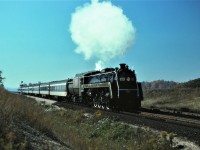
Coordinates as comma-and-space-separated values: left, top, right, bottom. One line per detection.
61, 85, 63, 91
61, 85, 64, 91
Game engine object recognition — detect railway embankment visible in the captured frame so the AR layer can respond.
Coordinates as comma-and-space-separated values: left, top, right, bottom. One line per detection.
0, 88, 70, 149
1, 88, 200, 149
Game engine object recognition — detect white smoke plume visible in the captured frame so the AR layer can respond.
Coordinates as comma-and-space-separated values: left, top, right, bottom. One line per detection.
95, 60, 105, 71
70, 0, 135, 70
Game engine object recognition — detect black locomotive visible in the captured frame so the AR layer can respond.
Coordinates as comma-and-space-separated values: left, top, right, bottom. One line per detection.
19, 63, 143, 112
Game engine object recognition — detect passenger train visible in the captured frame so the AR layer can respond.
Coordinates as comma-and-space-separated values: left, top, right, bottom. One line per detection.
19, 63, 143, 112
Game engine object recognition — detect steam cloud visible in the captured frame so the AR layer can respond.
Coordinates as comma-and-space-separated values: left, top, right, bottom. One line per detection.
70, 0, 135, 70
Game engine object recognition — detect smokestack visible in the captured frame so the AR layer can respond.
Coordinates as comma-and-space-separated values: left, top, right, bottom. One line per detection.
120, 63, 126, 69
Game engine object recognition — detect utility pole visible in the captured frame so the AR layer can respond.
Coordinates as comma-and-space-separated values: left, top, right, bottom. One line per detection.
0, 71, 6, 87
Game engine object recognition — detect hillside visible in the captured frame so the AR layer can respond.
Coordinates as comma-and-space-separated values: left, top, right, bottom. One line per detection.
141, 80, 178, 90
175, 78, 200, 89
142, 78, 200, 112
142, 78, 200, 90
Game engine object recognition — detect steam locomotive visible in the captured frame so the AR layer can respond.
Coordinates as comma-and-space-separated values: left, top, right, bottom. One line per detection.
19, 63, 143, 112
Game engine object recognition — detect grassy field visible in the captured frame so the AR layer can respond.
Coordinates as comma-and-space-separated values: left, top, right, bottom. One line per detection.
142, 88, 200, 112
0, 87, 176, 150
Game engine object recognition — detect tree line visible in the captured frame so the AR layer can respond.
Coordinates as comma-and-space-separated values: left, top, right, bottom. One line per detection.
0, 71, 5, 87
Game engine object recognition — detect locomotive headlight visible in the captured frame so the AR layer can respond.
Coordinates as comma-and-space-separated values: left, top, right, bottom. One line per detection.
126, 77, 130, 81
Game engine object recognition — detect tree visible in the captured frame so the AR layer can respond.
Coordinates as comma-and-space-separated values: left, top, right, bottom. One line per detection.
0, 71, 6, 87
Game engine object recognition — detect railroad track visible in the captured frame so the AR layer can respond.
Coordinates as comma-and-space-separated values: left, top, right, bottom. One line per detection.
57, 100, 200, 129
24, 95, 200, 145
26, 95, 200, 129
138, 111, 200, 128
137, 107, 200, 128
141, 107, 200, 119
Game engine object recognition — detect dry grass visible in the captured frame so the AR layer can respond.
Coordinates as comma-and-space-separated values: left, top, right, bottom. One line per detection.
142, 88, 200, 112
0, 87, 175, 150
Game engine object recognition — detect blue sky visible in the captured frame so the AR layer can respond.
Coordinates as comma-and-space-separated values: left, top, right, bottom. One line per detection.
0, 0, 200, 89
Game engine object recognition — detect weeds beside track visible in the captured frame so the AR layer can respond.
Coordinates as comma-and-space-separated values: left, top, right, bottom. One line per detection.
0, 88, 183, 149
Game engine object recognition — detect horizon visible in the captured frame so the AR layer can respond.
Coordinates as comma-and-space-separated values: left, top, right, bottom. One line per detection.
6, 77, 200, 92
1, 0, 200, 89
